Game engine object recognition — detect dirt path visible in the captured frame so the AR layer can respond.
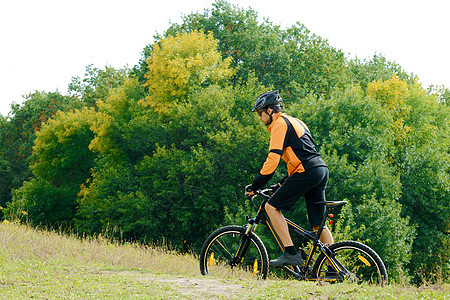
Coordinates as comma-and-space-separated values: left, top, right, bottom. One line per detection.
144, 275, 247, 298
109, 270, 257, 299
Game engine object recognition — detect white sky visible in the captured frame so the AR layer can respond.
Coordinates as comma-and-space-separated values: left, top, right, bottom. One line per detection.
1, 0, 449, 116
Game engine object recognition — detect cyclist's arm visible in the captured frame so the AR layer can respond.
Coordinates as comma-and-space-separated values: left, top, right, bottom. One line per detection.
247, 122, 287, 193
247, 172, 275, 193
245, 172, 287, 196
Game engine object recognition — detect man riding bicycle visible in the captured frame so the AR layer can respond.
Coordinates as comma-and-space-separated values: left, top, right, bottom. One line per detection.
245, 90, 334, 267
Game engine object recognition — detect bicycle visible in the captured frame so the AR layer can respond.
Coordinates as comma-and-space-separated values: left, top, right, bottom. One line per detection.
199, 188, 388, 284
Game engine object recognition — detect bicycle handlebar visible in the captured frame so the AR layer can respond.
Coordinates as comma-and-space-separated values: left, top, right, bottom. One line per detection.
250, 188, 273, 200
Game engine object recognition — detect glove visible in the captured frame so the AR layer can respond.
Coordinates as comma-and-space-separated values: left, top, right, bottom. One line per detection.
245, 184, 254, 193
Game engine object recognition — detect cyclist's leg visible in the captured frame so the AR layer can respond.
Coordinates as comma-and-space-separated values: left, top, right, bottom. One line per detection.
312, 225, 334, 245
266, 173, 308, 248
265, 174, 314, 266
267, 169, 327, 257
265, 202, 303, 266
265, 203, 294, 247
304, 167, 333, 245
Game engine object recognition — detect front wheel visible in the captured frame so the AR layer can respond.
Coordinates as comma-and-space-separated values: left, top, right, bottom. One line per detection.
312, 240, 388, 284
199, 225, 269, 279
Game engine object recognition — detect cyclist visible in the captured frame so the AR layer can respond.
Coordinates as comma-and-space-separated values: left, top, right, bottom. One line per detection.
245, 90, 333, 267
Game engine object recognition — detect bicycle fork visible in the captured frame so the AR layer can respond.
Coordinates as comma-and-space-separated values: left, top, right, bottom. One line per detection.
231, 219, 258, 266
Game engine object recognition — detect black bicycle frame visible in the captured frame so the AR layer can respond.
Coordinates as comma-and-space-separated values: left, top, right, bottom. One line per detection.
240, 190, 344, 278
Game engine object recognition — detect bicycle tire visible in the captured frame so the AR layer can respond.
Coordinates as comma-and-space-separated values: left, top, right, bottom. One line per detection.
199, 225, 269, 279
312, 240, 388, 284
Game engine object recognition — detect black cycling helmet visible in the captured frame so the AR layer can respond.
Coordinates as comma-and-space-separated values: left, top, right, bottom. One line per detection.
252, 90, 282, 112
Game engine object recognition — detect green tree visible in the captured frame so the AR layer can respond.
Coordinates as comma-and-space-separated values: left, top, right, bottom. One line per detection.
31, 108, 97, 187
0, 116, 15, 215
281, 23, 349, 99
75, 78, 150, 237
75, 162, 142, 238
289, 85, 395, 165
399, 82, 450, 281
88, 78, 147, 162
75, 77, 268, 248
348, 54, 415, 89
161, 0, 348, 100
4, 107, 97, 227
136, 144, 220, 246
0, 91, 82, 219
162, 0, 262, 86
68, 65, 128, 107
5, 178, 76, 225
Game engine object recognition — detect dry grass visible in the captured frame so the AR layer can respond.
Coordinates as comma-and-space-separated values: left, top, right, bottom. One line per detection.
0, 220, 199, 276
0, 220, 205, 298
1, 220, 449, 299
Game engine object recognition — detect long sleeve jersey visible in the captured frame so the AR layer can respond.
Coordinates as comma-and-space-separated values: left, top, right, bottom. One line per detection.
250, 113, 326, 191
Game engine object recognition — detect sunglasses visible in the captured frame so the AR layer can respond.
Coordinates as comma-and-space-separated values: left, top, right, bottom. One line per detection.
257, 110, 265, 117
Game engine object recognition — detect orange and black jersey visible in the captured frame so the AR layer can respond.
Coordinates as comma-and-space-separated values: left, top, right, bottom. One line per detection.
250, 113, 326, 191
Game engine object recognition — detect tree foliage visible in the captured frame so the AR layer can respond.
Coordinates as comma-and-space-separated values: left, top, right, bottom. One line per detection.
32, 108, 97, 186
141, 30, 234, 111
399, 82, 450, 281
0, 92, 82, 218
4, 108, 97, 227
68, 65, 128, 107
75, 73, 267, 248
2, 0, 448, 283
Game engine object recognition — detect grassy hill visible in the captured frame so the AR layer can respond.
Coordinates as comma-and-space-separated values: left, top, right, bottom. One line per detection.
0, 221, 448, 299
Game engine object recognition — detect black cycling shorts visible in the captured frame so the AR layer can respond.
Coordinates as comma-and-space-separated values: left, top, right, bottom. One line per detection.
268, 166, 329, 227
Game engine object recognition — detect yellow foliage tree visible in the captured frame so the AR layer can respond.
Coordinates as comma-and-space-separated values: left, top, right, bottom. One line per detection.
89, 78, 144, 160
32, 106, 97, 185
367, 75, 410, 119
140, 30, 234, 111
367, 76, 411, 161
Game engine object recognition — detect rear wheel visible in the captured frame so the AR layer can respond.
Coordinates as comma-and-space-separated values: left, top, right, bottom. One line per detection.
312, 240, 388, 284
199, 225, 269, 279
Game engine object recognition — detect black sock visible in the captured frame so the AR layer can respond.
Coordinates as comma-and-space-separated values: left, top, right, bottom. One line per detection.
285, 246, 297, 255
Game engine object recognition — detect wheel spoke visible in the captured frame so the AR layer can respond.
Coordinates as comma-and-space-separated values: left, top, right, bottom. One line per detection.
200, 226, 268, 279
312, 241, 387, 285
